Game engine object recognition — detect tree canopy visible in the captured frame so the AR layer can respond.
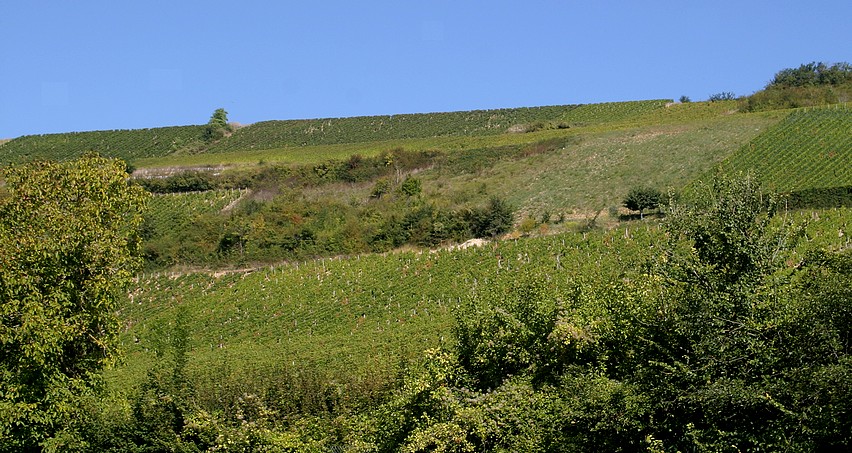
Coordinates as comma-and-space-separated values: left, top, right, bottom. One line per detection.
0, 155, 148, 450
768, 61, 852, 89
623, 186, 662, 219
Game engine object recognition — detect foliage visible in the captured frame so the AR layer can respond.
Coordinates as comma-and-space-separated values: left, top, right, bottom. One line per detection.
708, 91, 737, 102
0, 155, 148, 450
622, 186, 663, 218
786, 185, 852, 209
768, 61, 852, 89
399, 175, 422, 198
203, 108, 234, 143
741, 61, 852, 112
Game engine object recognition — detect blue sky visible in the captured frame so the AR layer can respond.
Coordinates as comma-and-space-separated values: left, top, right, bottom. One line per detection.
1, 1, 849, 138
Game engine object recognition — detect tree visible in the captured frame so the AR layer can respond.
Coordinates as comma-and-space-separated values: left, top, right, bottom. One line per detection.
622, 186, 662, 219
0, 155, 148, 450
203, 108, 233, 142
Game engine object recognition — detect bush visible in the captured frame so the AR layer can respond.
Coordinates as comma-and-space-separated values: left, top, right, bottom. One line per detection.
469, 196, 514, 238
399, 175, 422, 197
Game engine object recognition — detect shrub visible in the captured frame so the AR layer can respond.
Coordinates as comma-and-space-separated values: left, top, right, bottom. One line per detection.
399, 175, 422, 197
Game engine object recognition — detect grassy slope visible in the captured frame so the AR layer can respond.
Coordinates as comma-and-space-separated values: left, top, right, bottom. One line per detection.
422, 112, 778, 218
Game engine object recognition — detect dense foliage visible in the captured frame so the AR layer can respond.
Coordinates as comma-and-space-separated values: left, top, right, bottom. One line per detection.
622, 186, 663, 218
768, 62, 852, 89
0, 156, 147, 450
742, 61, 851, 112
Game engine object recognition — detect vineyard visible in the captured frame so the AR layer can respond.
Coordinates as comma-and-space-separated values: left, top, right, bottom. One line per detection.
118, 222, 664, 386
201, 104, 582, 153
144, 189, 246, 234
719, 104, 852, 191
0, 124, 206, 164
1, 101, 679, 169
115, 205, 852, 387
558, 99, 670, 126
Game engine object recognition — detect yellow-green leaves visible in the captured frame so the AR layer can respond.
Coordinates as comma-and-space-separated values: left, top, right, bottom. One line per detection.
0, 155, 148, 449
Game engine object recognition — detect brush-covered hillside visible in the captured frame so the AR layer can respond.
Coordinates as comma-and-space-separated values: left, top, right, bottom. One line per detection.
2, 62, 852, 451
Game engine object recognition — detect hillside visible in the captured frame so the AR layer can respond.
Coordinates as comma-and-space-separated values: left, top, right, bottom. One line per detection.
0, 100, 674, 166
3, 81, 852, 449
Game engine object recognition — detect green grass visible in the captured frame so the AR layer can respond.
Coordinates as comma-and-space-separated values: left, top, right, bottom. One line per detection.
717, 104, 852, 191
420, 112, 781, 217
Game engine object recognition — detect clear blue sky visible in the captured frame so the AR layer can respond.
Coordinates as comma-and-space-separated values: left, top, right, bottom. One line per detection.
1, 1, 849, 138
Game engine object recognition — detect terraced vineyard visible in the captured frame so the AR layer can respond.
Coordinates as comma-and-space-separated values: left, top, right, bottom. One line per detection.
719, 104, 851, 191
0, 124, 206, 164
202, 104, 580, 153
145, 189, 246, 231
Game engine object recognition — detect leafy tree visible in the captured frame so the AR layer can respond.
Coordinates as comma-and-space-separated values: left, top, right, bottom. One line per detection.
203, 107, 233, 142
0, 155, 148, 450
622, 186, 662, 219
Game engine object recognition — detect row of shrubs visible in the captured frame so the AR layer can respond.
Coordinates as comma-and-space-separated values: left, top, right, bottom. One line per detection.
141, 187, 514, 268
136, 148, 439, 194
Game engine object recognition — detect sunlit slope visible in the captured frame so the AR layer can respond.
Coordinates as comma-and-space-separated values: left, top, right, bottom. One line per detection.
0, 125, 207, 164
1, 100, 672, 165
719, 105, 851, 191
